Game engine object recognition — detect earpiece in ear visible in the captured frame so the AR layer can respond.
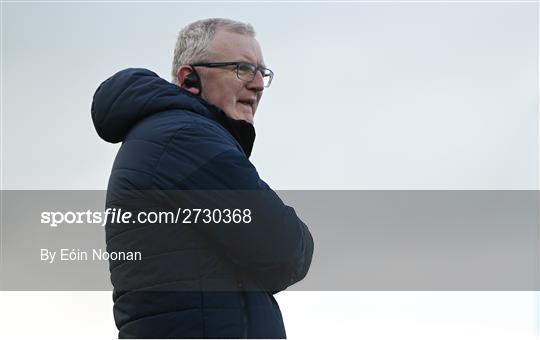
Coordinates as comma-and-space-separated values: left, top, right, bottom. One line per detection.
183, 70, 201, 95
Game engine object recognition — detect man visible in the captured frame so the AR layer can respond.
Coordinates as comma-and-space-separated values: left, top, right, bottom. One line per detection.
91, 18, 313, 339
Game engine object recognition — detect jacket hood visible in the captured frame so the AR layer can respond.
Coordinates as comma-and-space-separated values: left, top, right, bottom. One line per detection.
91, 68, 255, 157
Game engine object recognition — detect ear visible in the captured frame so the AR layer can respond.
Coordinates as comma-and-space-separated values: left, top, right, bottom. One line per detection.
177, 66, 200, 95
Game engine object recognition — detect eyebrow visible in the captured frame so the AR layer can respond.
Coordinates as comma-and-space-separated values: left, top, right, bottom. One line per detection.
237, 54, 266, 68
241, 61, 267, 68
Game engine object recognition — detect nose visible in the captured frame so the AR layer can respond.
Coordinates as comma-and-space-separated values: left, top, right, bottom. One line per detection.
246, 71, 265, 92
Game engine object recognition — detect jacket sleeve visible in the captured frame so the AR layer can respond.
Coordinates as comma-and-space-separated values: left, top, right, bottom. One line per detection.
160, 122, 314, 292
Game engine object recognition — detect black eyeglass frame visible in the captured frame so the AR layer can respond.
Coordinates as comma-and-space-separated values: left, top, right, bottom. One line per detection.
191, 61, 274, 88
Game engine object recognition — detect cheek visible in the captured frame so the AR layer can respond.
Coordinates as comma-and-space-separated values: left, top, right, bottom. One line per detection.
222, 91, 238, 111
206, 85, 231, 110
202, 75, 244, 112
227, 88, 243, 108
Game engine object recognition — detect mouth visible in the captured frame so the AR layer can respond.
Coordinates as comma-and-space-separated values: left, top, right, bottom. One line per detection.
237, 99, 255, 114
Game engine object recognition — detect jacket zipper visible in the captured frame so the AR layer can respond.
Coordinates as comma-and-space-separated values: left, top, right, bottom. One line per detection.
239, 282, 248, 339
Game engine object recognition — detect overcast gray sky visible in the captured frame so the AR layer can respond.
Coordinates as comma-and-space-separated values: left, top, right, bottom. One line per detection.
2, 2, 538, 189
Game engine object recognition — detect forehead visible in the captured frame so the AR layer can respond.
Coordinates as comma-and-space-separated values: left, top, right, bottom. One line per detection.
207, 29, 265, 66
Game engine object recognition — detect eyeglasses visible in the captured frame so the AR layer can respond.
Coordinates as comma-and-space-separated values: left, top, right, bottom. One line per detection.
191, 61, 274, 88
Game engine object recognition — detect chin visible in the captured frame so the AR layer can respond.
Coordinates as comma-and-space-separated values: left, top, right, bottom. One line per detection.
243, 114, 254, 124
230, 110, 253, 124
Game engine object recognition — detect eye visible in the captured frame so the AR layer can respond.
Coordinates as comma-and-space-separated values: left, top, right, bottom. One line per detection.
237, 62, 256, 75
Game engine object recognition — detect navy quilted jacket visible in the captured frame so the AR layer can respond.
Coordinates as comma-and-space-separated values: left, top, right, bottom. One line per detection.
91, 68, 314, 339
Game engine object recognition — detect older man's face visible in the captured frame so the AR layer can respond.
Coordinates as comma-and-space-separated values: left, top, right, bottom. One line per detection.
196, 30, 266, 124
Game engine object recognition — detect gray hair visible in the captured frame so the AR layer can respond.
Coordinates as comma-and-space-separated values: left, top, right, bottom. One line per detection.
171, 18, 256, 85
